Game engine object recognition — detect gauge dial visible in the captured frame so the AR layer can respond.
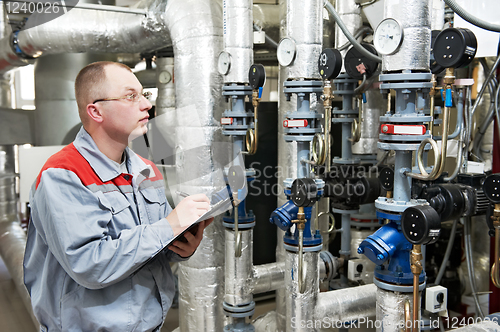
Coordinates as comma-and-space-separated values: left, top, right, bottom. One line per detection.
277, 37, 296, 67
218, 51, 231, 75
374, 18, 403, 55
158, 71, 171, 84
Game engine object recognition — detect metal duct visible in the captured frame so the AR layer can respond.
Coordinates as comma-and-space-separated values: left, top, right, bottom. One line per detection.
286, 250, 319, 332
376, 287, 419, 332
0, 222, 39, 329
352, 88, 385, 155
163, 0, 227, 330
0, 145, 38, 328
225, 228, 253, 306
315, 284, 377, 323
431, 0, 445, 30
335, 0, 363, 63
285, 0, 323, 80
34, 53, 116, 146
155, 57, 176, 149
0, 2, 172, 74
382, 0, 431, 72
0, 146, 17, 222
252, 261, 286, 294
223, 0, 253, 84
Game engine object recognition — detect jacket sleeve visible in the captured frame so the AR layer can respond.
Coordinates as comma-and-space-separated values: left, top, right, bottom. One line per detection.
31, 168, 176, 290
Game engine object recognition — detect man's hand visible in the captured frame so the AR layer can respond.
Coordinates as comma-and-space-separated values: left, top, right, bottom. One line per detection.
166, 194, 210, 235
168, 218, 214, 257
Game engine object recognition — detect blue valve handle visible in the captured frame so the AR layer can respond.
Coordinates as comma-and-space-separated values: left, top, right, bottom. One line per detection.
362, 92, 367, 104
258, 87, 263, 99
445, 88, 453, 107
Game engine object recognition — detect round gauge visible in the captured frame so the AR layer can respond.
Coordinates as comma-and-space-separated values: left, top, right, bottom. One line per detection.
249, 64, 266, 89
291, 178, 318, 208
277, 37, 296, 67
218, 51, 231, 75
318, 48, 343, 80
433, 27, 477, 69
158, 71, 171, 84
345, 43, 379, 80
374, 18, 403, 55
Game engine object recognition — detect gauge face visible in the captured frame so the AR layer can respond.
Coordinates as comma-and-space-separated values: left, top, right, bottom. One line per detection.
277, 37, 296, 67
318, 48, 342, 80
158, 71, 171, 84
374, 18, 403, 55
218, 51, 231, 75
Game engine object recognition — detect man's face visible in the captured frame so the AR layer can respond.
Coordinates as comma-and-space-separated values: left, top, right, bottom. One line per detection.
96, 65, 152, 143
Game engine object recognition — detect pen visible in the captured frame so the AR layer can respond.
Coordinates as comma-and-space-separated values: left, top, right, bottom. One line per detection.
175, 190, 190, 198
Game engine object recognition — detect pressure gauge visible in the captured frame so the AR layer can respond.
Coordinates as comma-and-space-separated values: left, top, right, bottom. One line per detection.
277, 37, 296, 67
291, 178, 318, 208
433, 28, 477, 69
158, 71, 171, 84
249, 64, 266, 89
318, 48, 342, 80
374, 18, 403, 55
218, 51, 231, 75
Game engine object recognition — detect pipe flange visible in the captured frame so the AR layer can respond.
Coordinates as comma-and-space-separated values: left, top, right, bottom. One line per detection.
284, 242, 323, 253
374, 277, 426, 292
222, 221, 256, 229
222, 84, 253, 96
332, 207, 359, 214
379, 115, 432, 123
331, 118, 357, 123
331, 109, 358, 115
11, 31, 35, 60
223, 301, 256, 318
379, 72, 433, 82
375, 197, 429, 213
377, 142, 431, 151
331, 157, 361, 165
379, 133, 431, 142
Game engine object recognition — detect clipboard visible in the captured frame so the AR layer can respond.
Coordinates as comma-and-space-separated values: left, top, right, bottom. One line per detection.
167, 195, 232, 245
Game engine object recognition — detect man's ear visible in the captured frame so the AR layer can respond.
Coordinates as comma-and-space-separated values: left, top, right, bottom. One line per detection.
87, 103, 104, 123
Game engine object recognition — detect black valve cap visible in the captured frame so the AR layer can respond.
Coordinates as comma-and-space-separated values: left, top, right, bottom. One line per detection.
433, 28, 477, 69
345, 43, 379, 80
401, 205, 441, 245
291, 178, 318, 207
249, 64, 266, 89
318, 48, 343, 80
379, 167, 394, 191
483, 174, 500, 204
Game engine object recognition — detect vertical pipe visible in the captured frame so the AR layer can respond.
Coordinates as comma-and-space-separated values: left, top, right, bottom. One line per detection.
393, 151, 412, 202
286, 250, 319, 332
224, 228, 253, 306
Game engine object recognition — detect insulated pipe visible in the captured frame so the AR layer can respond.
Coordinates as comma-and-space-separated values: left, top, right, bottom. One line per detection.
382, 0, 431, 72
285, 0, 323, 80
0, 221, 39, 329
222, 0, 253, 84
251, 261, 286, 294
315, 284, 377, 323
225, 228, 253, 306
334, 0, 363, 69
377, 288, 419, 332
163, 0, 227, 331
155, 57, 176, 149
286, 250, 319, 332
0, 2, 171, 74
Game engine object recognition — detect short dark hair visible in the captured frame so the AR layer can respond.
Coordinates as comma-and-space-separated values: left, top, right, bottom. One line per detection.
74, 61, 132, 125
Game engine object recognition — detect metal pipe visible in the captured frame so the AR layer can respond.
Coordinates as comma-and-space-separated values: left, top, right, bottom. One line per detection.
251, 262, 286, 294
164, 0, 227, 330
471, 54, 500, 118
464, 217, 485, 318
0, 1, 172, 73
315, 284, 377, 322
223, 0, 253, 84
434, 220, 458, 285
225, 228, 252, 306
286, 250, 319, 332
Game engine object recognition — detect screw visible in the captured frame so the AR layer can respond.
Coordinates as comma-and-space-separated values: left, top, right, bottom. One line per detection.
377, 254, 385, 261
357, 247, 364, 254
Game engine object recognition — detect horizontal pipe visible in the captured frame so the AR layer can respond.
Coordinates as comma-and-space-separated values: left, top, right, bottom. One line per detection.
0, 0, 171, 73
251, 261, 286, 294
315, 284, 377, 323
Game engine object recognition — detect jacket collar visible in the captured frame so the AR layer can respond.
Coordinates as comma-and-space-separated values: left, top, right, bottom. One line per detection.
73, 126, 152, 183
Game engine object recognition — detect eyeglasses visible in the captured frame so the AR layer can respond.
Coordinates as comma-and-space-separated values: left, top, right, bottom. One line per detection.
93, 91, 152, 104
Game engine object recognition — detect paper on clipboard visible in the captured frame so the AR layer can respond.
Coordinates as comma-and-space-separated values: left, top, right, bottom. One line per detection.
167, 195, 233, 246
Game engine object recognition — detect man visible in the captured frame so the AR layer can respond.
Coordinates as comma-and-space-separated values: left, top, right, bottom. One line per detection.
23, 61, 212, 331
